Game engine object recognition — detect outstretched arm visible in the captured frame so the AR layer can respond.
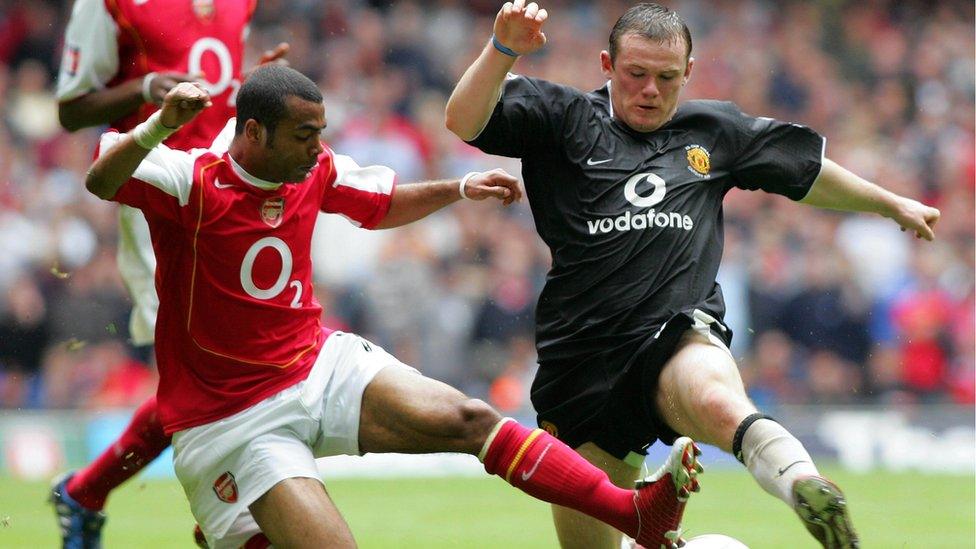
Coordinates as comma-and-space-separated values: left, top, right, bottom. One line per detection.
375, 169, 523, 229
445, 1, 548, 141
86, 83, 211, 199
800, 158, 941, 240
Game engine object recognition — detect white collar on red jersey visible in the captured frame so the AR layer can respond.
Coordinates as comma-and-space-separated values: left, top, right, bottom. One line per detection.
228, 154, 282, 191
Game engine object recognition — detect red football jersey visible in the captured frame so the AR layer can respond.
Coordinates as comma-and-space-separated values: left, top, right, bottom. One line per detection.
58, 0, 255, 150
100, 132, 396, 433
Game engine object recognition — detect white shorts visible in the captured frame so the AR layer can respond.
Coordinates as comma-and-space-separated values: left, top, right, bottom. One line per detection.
171, 332, 416, 548
117, 204, 158, 346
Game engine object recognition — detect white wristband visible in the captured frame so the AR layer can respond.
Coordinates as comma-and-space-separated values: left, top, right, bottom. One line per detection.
141, 72, 158, 104
131, 111, 177, 150
459, 171, 479, 199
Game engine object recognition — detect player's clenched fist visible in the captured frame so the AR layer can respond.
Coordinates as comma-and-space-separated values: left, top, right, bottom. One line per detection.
144, 72, 202, 105
159, 82, 212, 129
494, 1, 549, 56
890, 197, 941, 241
463, 168, 524, 206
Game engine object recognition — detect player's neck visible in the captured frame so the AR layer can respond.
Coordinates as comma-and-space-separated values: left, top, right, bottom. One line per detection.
228, 143, 282, 188
227, 148, 282, 190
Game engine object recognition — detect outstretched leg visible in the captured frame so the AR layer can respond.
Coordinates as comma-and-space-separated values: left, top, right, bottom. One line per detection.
358, 366, 701, 549
249, 477, 355, 549
655, 330, 858, 548
51, 396, 171, 548
550, 443, 640, 549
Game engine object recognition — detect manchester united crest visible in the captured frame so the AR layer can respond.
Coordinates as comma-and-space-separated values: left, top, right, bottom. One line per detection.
212, 471, 238, 503
540, 421, 559, 437
192, 0, 215, 22
260, 197, 285, 228
685, 144, 711, 178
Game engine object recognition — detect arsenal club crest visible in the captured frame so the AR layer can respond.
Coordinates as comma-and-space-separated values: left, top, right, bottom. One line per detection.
212, 471, 238, 503
63, 46, 80, 77
192, 0, 215, 22
260, 197, 285, 228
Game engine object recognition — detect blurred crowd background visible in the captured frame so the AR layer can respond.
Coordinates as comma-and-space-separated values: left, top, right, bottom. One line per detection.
0, 0, 972, 415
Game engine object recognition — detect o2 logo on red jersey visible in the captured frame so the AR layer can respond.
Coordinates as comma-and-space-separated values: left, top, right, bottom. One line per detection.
188, 37, 240, 105
240, 237, 303, 308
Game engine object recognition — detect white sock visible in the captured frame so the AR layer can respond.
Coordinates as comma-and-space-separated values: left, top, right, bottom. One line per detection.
741, 418, 819, 506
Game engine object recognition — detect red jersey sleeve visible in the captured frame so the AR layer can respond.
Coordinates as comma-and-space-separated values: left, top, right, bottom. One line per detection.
96, 131, 197, 222
318, 148, 396, 229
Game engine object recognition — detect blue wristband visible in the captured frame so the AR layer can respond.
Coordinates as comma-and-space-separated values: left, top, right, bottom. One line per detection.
491, 34, 519, 57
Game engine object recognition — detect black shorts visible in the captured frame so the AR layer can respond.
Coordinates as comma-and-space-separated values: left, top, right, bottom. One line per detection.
530, 311, 732, 460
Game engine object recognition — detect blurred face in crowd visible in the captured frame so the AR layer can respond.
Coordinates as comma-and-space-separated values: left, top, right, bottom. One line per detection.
244, 95, 326, 183
601, 32, 693, 133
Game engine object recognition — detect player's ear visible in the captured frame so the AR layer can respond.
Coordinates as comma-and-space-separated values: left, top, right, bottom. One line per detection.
683, 57, 694, 84
600, 50, 613, 78
243, 119, 264, 144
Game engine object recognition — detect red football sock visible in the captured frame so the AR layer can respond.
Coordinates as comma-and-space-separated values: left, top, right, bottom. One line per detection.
66, 396, 172, 510
481, 419, 638, 536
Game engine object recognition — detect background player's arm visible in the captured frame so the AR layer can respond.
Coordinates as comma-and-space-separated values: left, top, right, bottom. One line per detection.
375, 169, 523, 229
800, 158, 941, 240
60, 72, 202, 132
86, 83, 211, 199
59, 79, 144, 132
56, 0, 202, 131
61, 43, 288, 132
445, 1, 548, 140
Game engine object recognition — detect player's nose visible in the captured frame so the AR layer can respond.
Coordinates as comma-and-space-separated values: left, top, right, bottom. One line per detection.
310, 140, 324, 157
641, 80, 660, 98
641, 78, 661, 97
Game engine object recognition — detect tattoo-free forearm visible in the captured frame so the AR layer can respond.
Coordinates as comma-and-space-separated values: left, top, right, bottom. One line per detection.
85, 133, 152, 200
374, 180, 462, 229
799, 158, 899, 217
445, 43, 518, 141
59, 79, 145, 132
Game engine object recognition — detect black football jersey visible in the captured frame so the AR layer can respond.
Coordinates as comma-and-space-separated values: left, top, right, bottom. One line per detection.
469, 76, 824, 366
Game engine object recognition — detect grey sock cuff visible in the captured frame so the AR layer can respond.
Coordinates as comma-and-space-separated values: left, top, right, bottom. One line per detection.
732, 413, 775, 464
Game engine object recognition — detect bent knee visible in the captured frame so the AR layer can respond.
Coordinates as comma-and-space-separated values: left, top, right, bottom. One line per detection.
691, 383, 755, 447
696, 384, 750, 422
659, 362, 756, 445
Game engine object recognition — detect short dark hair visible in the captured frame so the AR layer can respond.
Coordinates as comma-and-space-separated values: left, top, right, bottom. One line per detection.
608, 3, 692, 64
235, 65, 323, 143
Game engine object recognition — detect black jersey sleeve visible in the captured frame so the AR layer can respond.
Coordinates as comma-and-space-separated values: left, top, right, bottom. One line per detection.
467, 75, 583, 158
716, 101, 825, 200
